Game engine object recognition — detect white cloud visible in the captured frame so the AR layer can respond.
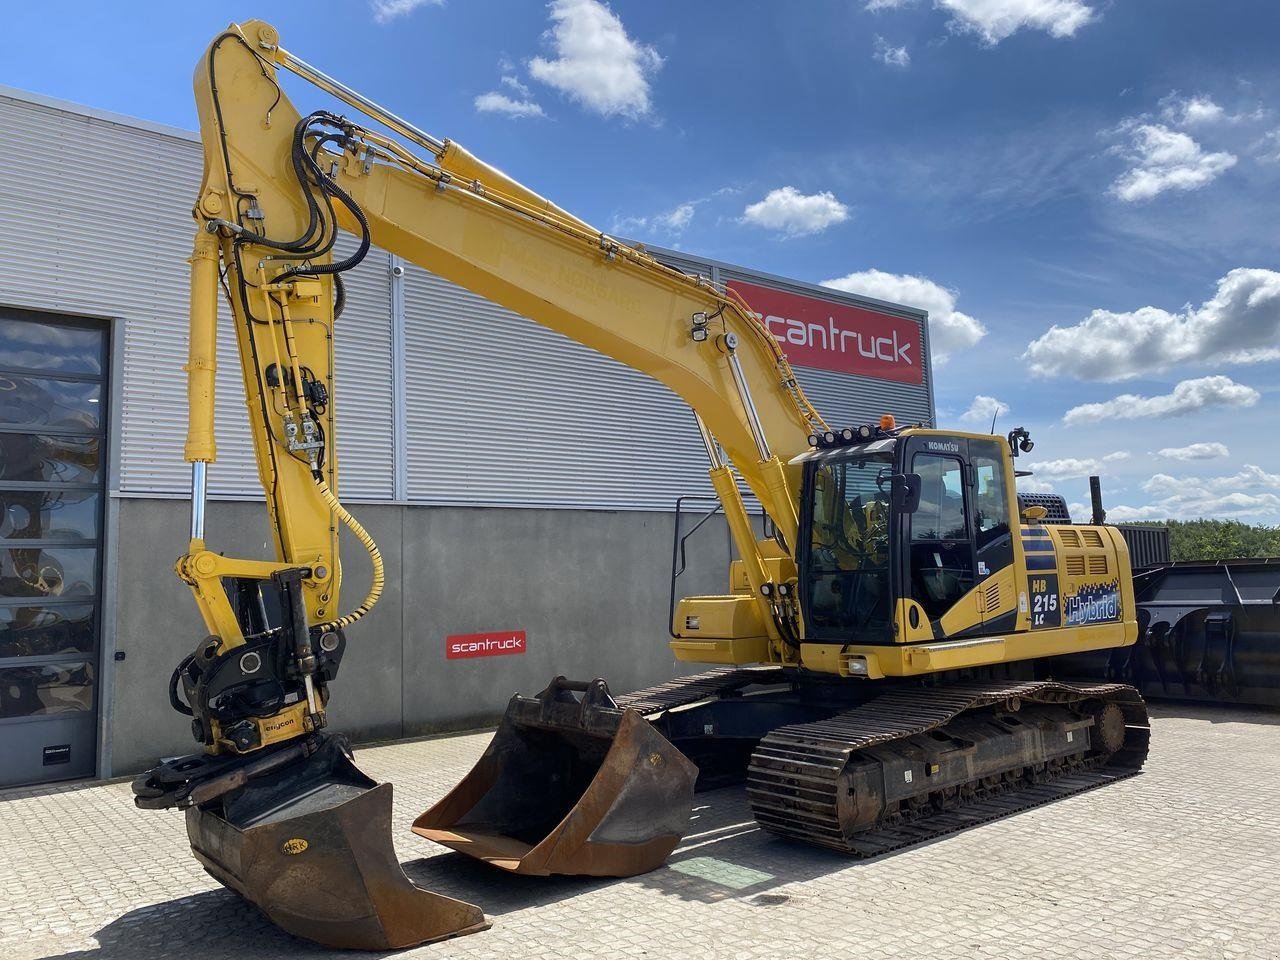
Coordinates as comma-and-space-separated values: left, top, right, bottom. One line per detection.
1156, 442, 1230, 461
1112, 465, 1280, 522
742, 187, 850, 238
865, 0, 912, 9
937, 0, 1095, 43
959, 394, 1009, 424
1022, 268, 1280, 380
1161, 94, 1226, 126
1253, 128, 1280, 164
474, 92, 546, 119
1062, 376, 1260, 426
613, 201, 697, 236
1102, 451, 1131, 462
1110, 123, 1236, 202
528, 0, 662, 120
1017, 476, 1058, 494
1025, 457, 1101, 479
821, 269, 986, 363
501, 75, 532, 97
370, 0, 442, 24
661, 202, 696, 231
874, 36, 911, 67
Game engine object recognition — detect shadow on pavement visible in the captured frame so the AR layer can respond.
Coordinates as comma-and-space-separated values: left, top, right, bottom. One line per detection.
1145, 700, 1280, 725
35, 785, 873, 959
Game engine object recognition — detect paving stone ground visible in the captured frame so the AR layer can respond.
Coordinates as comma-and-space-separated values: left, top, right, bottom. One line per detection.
2, 703, 1278, 960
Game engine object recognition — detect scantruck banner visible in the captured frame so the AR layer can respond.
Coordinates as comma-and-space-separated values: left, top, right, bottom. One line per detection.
446, 630, 527, 660
728, 279, 924, 385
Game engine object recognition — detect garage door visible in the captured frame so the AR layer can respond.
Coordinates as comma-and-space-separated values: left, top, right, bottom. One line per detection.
0, 309, 106, 786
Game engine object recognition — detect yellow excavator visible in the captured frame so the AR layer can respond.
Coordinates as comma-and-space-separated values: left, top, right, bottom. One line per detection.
132, 20, 1150, 950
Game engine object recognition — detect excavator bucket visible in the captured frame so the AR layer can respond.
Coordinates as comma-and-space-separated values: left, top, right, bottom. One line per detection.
414, 677, 697, 876
180, 736, 489, 950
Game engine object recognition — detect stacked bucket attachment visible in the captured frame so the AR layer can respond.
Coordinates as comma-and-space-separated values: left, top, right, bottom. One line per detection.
1055, 558, 1280, 708
134, 734, 489, 950
414, 676, 698, 876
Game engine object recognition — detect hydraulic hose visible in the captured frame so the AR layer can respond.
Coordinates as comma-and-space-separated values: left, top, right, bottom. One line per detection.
314, 479, 384, 631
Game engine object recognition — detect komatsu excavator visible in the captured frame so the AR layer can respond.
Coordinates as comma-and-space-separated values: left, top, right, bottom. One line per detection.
132, 20, 1150, 950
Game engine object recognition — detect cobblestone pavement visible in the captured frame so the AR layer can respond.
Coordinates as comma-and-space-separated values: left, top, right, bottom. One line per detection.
3, 703, 1278, 960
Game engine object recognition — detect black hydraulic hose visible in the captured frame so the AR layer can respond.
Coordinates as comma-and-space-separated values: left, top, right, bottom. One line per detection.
168, 654, 196, 717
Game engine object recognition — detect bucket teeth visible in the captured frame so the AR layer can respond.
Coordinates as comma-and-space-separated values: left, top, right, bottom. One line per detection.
414, 676, 698, 876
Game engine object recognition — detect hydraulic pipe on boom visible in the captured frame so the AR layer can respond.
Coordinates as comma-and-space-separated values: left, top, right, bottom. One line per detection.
135, 20, 1151, 950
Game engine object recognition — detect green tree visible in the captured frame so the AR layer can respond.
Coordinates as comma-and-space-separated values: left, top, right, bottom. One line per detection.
1145, 519, 1280, 562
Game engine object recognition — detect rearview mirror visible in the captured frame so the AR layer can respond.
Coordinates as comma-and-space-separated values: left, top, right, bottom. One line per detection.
891, 473, 922, 514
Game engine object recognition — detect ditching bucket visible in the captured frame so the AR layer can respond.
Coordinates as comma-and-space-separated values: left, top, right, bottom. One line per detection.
414, 676, 697, 877
182, 735, 489, 950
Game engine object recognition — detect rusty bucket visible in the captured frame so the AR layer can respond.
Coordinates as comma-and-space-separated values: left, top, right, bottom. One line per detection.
413, 677, 697, 876
183, 736, 489, 950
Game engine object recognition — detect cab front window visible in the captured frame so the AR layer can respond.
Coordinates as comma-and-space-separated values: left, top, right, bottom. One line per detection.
803, 451, 894, 641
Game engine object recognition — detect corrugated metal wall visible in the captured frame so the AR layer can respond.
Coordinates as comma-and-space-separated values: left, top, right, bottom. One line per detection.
402, 266, 710, 508
0, 89, 934, 513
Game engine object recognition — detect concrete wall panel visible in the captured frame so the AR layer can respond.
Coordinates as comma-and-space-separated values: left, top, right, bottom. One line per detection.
107, 498, 732, 773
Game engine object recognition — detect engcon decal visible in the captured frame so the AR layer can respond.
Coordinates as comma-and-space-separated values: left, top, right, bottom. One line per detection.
728, 279, 924, 384
446, 630, 528, 660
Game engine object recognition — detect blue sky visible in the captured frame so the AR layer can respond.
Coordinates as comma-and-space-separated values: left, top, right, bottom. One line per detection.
4, 0, 1279, 523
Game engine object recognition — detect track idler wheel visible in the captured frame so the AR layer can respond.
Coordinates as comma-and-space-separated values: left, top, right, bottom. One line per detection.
1088, 701, 1127, 755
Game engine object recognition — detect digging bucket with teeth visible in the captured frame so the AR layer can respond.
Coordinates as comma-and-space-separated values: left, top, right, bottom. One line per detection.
134, 734, 489, 950
413, 676, 697, 876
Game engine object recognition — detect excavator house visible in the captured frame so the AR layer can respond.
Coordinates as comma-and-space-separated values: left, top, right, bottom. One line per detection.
132, 20, 1150, 950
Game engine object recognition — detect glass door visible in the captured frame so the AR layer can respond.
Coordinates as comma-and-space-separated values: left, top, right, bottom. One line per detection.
0, 309, 106, 786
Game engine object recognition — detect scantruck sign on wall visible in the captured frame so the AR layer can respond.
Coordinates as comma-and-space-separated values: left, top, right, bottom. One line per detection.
446, 630, 527, 660
728, 279, 924, 385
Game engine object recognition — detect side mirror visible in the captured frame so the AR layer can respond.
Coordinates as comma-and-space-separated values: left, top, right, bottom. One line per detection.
891, 473, 922, 514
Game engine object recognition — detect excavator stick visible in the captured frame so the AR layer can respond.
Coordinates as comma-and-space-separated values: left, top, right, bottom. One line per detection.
135, 735, 489, 950
414, 677, 698, 876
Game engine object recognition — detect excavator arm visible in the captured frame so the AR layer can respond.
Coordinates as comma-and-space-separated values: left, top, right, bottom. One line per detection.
180, 22, 827, 701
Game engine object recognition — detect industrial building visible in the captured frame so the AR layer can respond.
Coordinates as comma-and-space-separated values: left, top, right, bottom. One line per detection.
0, 85, 934, 787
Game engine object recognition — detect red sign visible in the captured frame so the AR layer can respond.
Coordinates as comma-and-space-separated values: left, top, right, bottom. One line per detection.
446, 630, 527, 660
728, 279, 924, 385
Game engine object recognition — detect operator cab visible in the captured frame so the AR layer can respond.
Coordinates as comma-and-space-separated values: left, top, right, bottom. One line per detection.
795, 424, 1015, 644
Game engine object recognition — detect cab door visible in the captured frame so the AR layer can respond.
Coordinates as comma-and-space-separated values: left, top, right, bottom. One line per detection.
967, 438, 1016, 629
898, 436, 977, 625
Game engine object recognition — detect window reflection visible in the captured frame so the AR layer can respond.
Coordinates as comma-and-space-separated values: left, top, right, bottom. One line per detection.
0, 604, 95, 657
0, 490, 99, 541
0, 434, 100, 484
0, 374, 101, 432
0, 661, 95, 717
0, 317, 102, 375
0, 547, 98, 600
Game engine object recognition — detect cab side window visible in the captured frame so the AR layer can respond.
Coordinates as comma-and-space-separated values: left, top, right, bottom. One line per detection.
971, 453, 1010, 550
912, 454, 968, 541
909, 452, 975, 620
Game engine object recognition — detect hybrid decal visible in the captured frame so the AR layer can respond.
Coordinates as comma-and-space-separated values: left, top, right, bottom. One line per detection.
446, 630, 528, 660
728, 279, 924, 384
1063, 580, 1121, 627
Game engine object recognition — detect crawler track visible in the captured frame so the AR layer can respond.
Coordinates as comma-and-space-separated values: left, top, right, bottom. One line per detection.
615, 666, 789, 715
617, 670, 1149, 858
747, 679, 1149, 856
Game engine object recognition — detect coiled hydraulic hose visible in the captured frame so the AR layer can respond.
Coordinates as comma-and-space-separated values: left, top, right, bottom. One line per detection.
314, 478, 383, 631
